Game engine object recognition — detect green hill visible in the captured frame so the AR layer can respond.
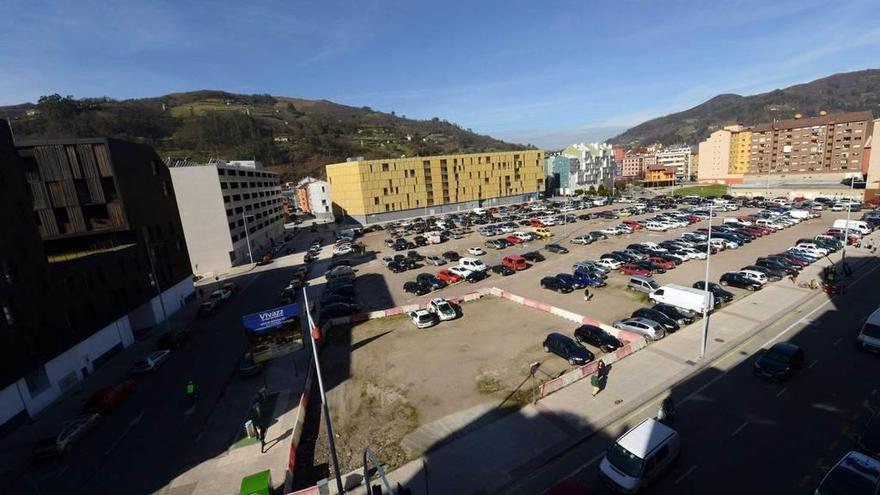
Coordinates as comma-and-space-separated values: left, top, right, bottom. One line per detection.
609, 68, 880, 147
0, 90, 529, 180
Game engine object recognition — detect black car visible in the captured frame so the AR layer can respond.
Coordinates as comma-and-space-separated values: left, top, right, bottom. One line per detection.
653, 253, 683, 265
442, 251, 461, 262
416, 273, 447, 290
387, 260, 408, 273
406, 250, 424, 262
756, 258, 798, 275
543, 332, 594, 366
540, 276, 574, 293
766, 255, 803, 271
631, 307, 680, 332
491, 264, 515, 276
546, 244, 569, 254
754, 342, 804, 381
856, 412, 880, 459
692, 281, 735, 302
465, 270, 489, 283
573, 325, 622, 353
403, 281, 431, 296
319, 303, 361, 322
522, 251, 546, 262
719, 272, 762, 291
413, 236, 428, 247
555, 273, 585, 290
327, 259, 351, 271
652, 303, 695, 325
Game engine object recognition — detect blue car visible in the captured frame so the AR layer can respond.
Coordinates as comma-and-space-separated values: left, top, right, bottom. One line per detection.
785, 249, 817, 263
572, 269, 607, 287
555, 273, 585, 290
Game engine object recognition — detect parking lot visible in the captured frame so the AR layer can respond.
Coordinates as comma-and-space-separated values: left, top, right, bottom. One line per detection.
348, 204, 846, 327
317, 296, 591, 472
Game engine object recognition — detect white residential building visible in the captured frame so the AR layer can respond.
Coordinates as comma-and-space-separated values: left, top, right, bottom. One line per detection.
295, 177, 334, 221
169, 159, 284, 276
562, 142, 617, 189
655, 146, 693, 182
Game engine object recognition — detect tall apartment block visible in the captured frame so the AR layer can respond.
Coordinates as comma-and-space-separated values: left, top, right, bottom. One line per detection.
655, 146, 693, 181
168, 159, 284, 277
326, 150, 544, 224
0, 122, 193, 429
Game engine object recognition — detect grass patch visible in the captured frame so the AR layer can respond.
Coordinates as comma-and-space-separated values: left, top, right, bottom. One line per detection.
476, 375, 504, 394
671, 184, 728, 197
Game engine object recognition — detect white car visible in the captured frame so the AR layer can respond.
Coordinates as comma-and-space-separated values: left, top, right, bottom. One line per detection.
738, 270, 768, 285
792, 246, 825, 258
514, 231, 532, 241
448, 266, 473, 278
570, 235, 592, 245
332, 244, 354, 256
428, 298, 457, 321
795, 243, 828, 256
132, 350, 171, 373
600, 227, 619, 235
209, 289, 232, 303
467, 247, 486, 256
595, 258, 622, 270
409, 309, 437, 329
425, 255, 446, 266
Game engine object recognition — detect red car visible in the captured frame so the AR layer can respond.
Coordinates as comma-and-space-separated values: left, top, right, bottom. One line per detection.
529, 219, 545, 228
506, 235, 524, 244
648, 257, 675, 269
619, 264, 652, 276
772, 253, 809, 267
686, 214, 702, 223
83, 379, 136, 414
740, 227, 764, 237
622, 220, 644, 230
436, 269, 462, 283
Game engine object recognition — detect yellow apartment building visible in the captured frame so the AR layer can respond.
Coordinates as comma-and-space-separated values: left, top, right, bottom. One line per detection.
729, 130, 751, 174
326, 150, 544, 224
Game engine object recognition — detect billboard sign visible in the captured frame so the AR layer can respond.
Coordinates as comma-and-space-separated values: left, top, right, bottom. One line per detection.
242, 303, 303, 363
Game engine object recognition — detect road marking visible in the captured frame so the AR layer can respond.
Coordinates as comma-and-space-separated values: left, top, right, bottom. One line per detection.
808, 359, 818, 369
675, 465, 698, 484
104, 411, 144, 456
731, 421, 748, 437
776, 387, 788, 398
833, 337, 843, 347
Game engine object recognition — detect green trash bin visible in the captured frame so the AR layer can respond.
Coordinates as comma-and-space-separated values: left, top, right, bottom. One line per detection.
240, 469, 272, 495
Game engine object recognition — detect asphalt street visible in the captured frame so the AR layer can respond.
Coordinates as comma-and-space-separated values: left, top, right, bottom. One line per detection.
502, 254, 880, 495
16, 233, 317, 495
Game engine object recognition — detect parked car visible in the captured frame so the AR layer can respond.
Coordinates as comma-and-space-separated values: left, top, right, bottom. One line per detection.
131, 350, 171, 374
540, 276, 574, 293
464, 270, 489, 283
719, 272, 762, 291
754, 341, 804, 381
619, 264, 652, 276
572, 269, 607, 287
546, 243, 570, 254
198, 300, 219, 317
409, 309, 437, 329
691, 281, 734, 303
403, 281, 431, 296
574, 325, 622, 352
491, 263, 515, 276
556, 273, 585, 290
571, 235, 593, 245
522, 251, 546, 262
33, 414, 101, 460
425, 255, 446, 266
442, 251, 461, 262
814, 451, 880, 494
543, 332, 594, 366
157, 328, 193, 349
612, 317, 666, 340
631, 307, 680, 332
436, 269, 462, 284
83, 379, 136, 414
416, 273, 447, 291
428, 298, 457, 321
652, 303, 695, 325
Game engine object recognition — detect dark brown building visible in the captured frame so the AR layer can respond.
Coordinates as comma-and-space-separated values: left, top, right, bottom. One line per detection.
748, 111, 873, 175
0, 121, 192, 430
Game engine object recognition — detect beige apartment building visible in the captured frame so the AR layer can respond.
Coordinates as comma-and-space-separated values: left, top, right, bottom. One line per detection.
326, 150, 544, 224
697, 125, 745, 184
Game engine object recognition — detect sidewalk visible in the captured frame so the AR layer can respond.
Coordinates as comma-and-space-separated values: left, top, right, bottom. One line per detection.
160, 348, 312, 495
316, 247, 875, 495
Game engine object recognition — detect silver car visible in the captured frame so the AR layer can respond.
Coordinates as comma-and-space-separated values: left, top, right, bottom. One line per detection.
612, 317, 666, 340
425, 255, 446, 266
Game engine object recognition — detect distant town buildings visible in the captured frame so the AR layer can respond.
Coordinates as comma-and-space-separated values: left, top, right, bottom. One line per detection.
294, 177, 333, 220
644, 165, 676, 186
655, 146, 693, 182
168, 159, 284, 276
326, 150, 544, 224
0, 122, 193, 428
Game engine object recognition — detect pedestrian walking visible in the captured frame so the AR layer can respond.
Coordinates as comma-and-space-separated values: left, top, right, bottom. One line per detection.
789, 272, 798, 284
583, 288, 593, 301
591, 361, 607, 397
250, 403, 266, 452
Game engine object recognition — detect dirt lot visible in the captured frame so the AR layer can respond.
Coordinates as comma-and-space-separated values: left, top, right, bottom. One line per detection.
312, 297, 592, 475
350, 206, 848, 325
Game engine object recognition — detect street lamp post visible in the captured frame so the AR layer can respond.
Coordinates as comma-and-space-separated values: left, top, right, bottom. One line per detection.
243, 214, 254, 264
699, 203, 714, 360
302, 289, 345, 494
841, 176, 856, 262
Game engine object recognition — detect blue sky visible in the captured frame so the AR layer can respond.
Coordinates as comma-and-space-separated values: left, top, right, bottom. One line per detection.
1, 0, 879, 148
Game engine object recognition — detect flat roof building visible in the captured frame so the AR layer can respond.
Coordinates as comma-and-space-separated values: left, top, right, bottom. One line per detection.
168, 159, 284, 277
0, 122, 193, 429
326, 150, 544, 224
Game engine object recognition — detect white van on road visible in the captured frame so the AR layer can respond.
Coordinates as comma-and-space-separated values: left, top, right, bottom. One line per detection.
599, 418, 681, 493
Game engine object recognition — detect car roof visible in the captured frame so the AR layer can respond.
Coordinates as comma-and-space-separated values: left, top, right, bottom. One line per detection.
865, 308, 880, 327
769, 342, 801, 356
412, 309, 430, 316
617, 418, 677, 457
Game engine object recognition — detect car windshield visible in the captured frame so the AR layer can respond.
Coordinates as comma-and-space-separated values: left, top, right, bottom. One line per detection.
817, 466, 877, 495
862, 323, 880, 339
763, 350, 790, 365
606, 442, 644, 478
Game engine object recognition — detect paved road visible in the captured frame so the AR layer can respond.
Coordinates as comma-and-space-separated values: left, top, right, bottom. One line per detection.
16, 233, 319, 495
503, 255, 880, 495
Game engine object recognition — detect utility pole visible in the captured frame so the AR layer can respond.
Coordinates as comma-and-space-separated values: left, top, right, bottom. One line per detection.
699, 202, 713, 360
302, 289, 345, 494
243, 214, 254, 264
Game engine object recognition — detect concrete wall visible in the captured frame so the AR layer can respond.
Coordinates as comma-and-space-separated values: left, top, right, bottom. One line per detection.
128, 276, 194, 331
169, 166, 234, 275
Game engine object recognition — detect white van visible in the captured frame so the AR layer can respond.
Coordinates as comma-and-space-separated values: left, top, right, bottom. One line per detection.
599, 418, 681, 493
722, 217, 748, 227
649, 284, 714, 314
458, 257, 488, 272
833, 219, 870, 235
858, 307, 880, 353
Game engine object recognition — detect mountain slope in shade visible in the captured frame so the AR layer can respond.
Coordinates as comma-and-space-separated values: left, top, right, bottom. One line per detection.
0, 90, 529, 180
609, 69, 880, 147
